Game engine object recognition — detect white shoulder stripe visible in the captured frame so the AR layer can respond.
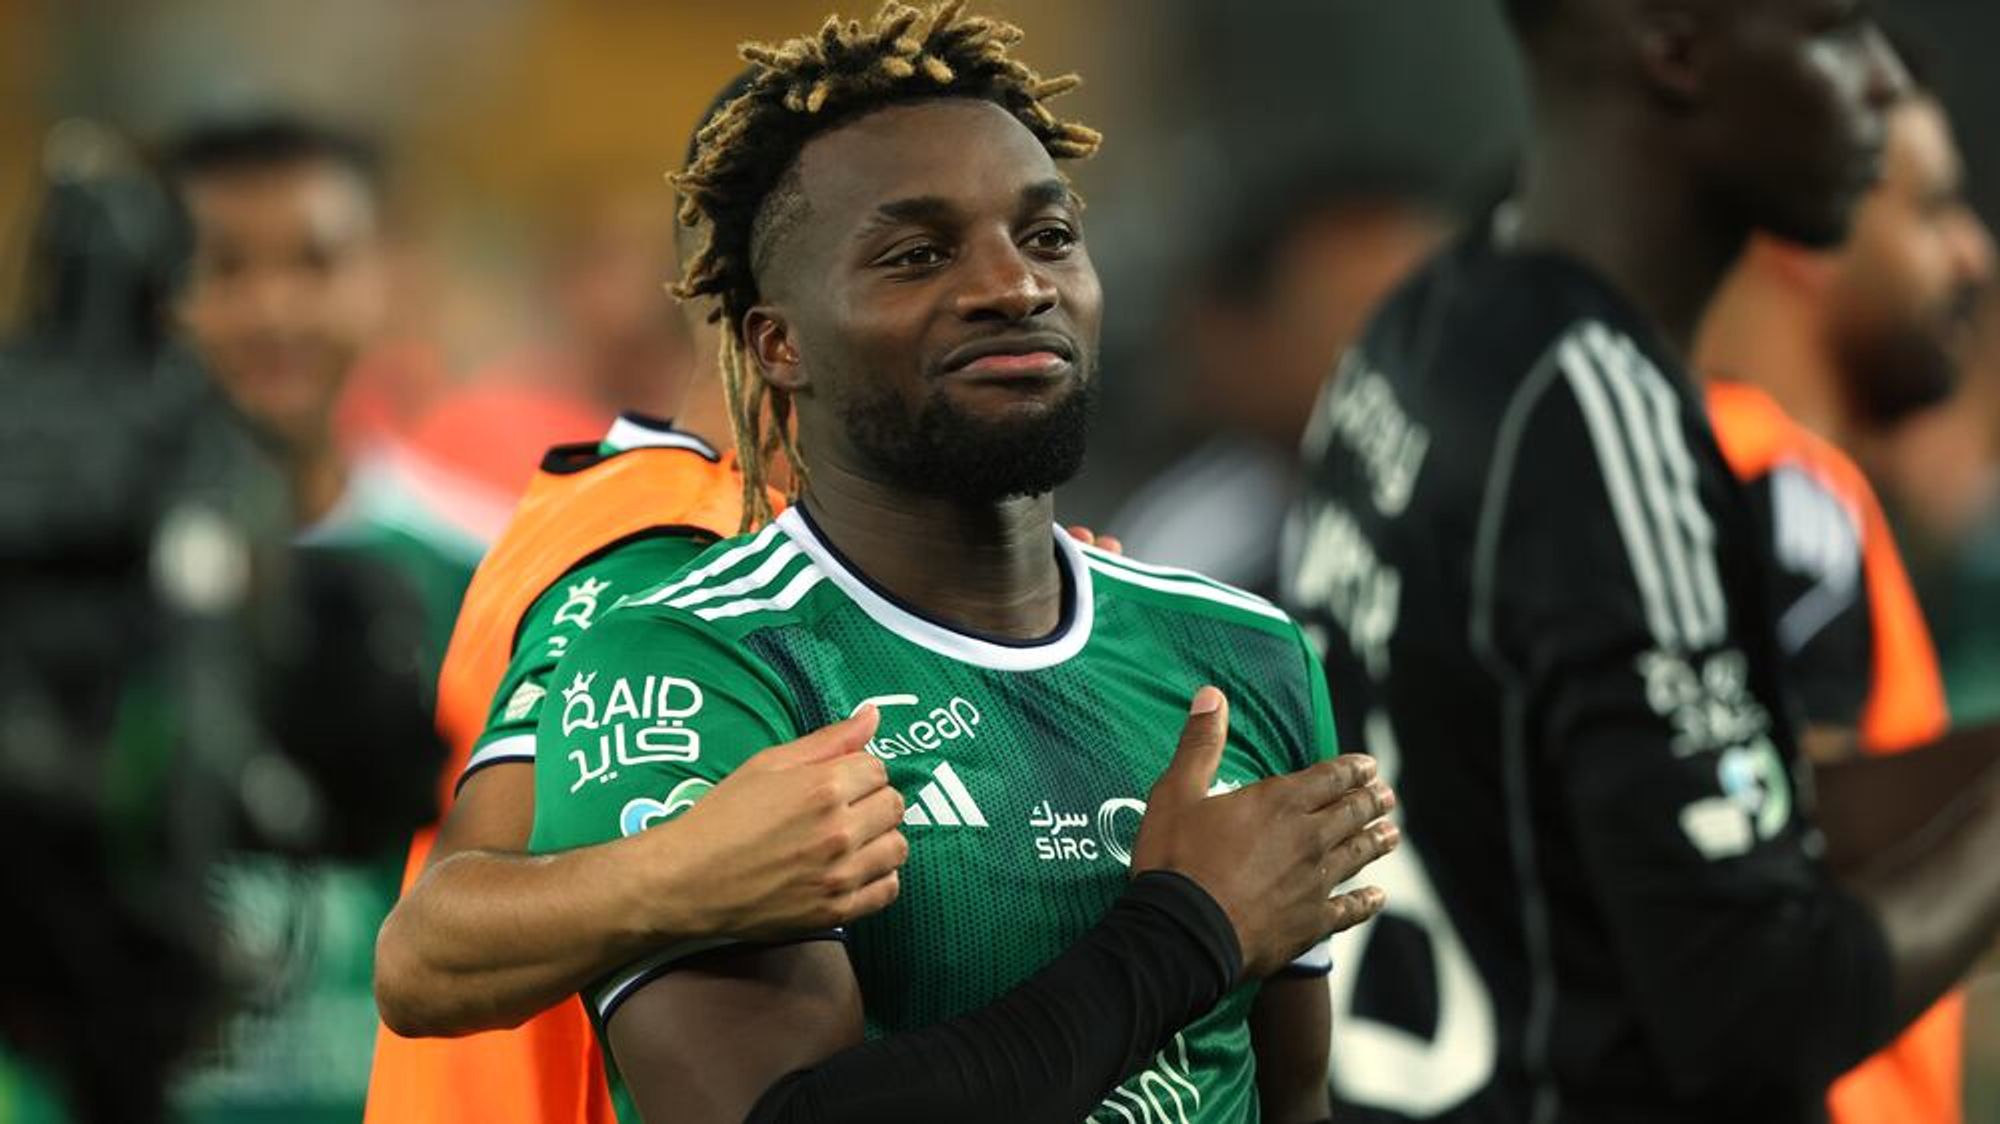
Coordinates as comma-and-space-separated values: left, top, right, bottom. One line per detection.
1559, 322, 1727, 651
1585, 325, 1709, 644
1085, 557, 1290, 622
667, 541, 803, 610
1623, 337, 1727, 644
1586, 325, 1724, 646
693, 564, 826, 622
1559, 334, 1680, 647
1077, 542, 1280, 608
632, 522, 786, 607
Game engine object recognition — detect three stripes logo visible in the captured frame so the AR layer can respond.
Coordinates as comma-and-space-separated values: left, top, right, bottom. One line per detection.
901, 761, 988, 827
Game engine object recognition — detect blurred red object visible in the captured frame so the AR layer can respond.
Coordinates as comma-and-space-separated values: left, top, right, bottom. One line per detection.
402, 378, 611, 518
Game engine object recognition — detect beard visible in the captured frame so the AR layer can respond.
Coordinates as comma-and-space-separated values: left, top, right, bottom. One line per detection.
838, 374, 1097, 504
1832, 296, 1976, 426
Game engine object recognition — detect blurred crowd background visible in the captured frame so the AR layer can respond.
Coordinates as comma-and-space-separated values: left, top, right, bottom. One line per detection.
5, 1, 2000, 1121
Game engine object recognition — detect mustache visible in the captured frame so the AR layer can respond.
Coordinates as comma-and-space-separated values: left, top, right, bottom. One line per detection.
1945, 285, 1984, 330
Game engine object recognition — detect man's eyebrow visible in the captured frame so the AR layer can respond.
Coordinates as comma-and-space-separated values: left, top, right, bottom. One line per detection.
853, 181, 1077, 242
854, 195, 958, 241
1018, 179, 1076, 216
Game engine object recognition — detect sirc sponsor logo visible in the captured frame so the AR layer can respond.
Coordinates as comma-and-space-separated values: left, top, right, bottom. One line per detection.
1035, 778, 1247, 864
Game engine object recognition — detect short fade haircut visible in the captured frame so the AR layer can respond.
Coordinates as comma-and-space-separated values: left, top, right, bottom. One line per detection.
164, 113, 384, 202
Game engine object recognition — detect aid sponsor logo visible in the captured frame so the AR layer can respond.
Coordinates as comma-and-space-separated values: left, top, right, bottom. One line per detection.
851, 693, 983, 760
564, 670, 705, 792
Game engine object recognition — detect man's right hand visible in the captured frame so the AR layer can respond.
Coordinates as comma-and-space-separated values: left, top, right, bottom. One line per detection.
641, 706, 909, 941
1131, 686, 1397, 979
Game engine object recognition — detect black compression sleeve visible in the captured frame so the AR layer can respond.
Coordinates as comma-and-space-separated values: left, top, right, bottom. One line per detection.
742, 870, 1242, 1124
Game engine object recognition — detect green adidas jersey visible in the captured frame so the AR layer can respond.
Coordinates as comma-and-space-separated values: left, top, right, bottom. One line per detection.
459, 534, 713, 784
529, 506, 1340, 1124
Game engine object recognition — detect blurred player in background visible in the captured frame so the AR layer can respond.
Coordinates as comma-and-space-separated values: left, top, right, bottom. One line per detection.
1698, 77, 1994, 1124
1112, 172, 1450, 597
166, 115, 478, 1124
525, 4, 1398, 1122
171, 117, 483, 657
1287, 0, 2000, 1119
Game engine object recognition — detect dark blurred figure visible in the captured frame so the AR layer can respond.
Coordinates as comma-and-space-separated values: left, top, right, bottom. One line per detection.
1110, 174, 1449, 595
0, 122, 440, 1123
164, 115, 472, 1124
1697, 84, 1994, 1124
1285, 0, 2000, 1119
1702, 93, 1992, 457
1883, 301, 2000, 725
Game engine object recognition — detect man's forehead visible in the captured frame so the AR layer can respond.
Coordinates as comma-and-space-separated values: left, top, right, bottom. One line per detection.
794, 99, 1061, 221
187, 162, 376, 241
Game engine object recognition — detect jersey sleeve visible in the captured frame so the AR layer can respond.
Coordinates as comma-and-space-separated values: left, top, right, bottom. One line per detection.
460, 535, 712, 786
1299, 625, 1341, 769
1283, 623, 1342, 977
1737, 466, 1872, 730
1479, 327, 1892, 1095
527, 603, 804, 1019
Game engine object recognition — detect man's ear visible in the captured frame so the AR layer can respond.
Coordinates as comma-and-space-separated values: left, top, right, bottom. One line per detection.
1633, 2, 1703, 108
744, 306, 806, 393
1752, 233, 1838, 296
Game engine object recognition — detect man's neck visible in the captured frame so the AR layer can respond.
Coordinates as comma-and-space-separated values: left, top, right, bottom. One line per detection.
1696, 260, 1856, 447
290, 437, 349, 528
1512, 127, 1747, 358
800, 459, 1065, 641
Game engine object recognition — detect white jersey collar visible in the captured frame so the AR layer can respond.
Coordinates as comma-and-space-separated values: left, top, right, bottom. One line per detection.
776, 505, 1094, 672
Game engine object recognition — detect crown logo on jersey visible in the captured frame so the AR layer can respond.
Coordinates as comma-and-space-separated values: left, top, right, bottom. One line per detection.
562, 671, 600, 736
554, 576, 613, 629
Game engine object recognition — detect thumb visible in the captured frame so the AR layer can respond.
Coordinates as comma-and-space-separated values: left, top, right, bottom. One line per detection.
1151, 687, 1229, 806
740, 706, 881, 773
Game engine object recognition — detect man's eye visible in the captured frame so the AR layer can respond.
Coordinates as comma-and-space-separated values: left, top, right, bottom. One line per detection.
886, 244, 947, 268
1025, 227, 1077, 253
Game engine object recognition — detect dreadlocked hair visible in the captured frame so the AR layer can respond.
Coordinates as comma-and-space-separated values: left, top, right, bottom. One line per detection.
672, 0, 1101, 529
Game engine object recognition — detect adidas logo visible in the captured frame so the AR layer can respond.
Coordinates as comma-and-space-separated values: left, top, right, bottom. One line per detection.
901, 761, 988, 827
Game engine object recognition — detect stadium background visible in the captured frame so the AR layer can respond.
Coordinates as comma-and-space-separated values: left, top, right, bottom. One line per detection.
3, 0, 2000, 1119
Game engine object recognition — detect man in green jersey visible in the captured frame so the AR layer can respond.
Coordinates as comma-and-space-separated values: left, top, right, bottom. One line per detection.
529, 4, 1399, 1122
168, 114, 478, 1124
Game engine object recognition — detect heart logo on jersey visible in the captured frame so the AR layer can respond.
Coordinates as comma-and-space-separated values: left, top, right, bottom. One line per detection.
619, 778, 714, 837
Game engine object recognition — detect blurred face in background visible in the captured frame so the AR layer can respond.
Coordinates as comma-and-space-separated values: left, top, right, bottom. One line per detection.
1824, 96, 1995, 424
547, 189, 693, 412
1186, 198, 1446, 449
1687, 0, 1904, 248
178, 159, 386, 452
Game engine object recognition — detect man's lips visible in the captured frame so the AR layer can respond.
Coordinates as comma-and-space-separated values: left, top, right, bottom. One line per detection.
938, 332, 1077, 377
954, 350, 1068, 377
